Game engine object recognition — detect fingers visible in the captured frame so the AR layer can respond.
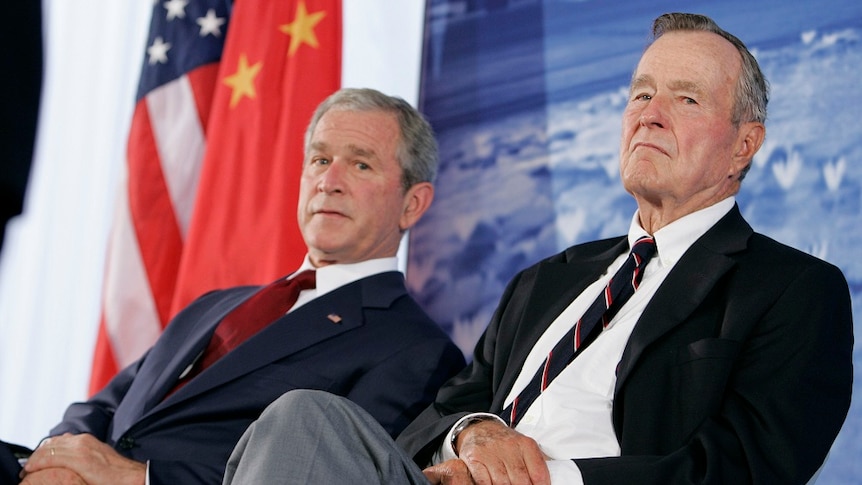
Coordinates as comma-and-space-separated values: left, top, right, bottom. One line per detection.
24, 435, 65, 472
23, 433, 146, 485
22, 435, 74, 480
456, 421, 551, 485
26, 433, 92, 471
425, 451, 550, 485
20, 468, 87, 485
423, 459, 474, 485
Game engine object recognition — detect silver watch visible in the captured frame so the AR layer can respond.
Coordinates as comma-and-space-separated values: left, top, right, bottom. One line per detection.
450, 415, 496, 454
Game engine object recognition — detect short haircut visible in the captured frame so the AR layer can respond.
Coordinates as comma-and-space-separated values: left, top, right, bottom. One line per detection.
304, 88, 439, 191
650, 12, 769, 126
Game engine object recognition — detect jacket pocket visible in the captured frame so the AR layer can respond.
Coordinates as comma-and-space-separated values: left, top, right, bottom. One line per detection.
676, 337, 741, 365
674, 338, 741, 434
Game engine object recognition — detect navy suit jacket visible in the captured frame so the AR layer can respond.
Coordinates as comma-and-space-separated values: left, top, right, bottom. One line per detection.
397, 206, 853, 484
51, 271, 465, 484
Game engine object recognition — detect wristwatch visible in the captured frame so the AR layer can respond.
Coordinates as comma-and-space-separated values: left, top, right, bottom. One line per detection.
450, 414, 499, 455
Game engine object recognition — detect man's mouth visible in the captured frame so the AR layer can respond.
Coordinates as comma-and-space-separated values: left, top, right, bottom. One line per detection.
633, 142, 668, 156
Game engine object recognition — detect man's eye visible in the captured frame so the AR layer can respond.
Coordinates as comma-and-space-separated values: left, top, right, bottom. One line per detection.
634, 94, 651, 101
356, 162, 370, 170
314, 158, 330, 165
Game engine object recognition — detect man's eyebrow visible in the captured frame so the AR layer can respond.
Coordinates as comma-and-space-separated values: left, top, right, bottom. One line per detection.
346, 144, 377, 159
308, 141, 327, 153
629, 74, 654, 91
307, 141, 378, 159
629, 75, 705, 97
668, 80, 705, 96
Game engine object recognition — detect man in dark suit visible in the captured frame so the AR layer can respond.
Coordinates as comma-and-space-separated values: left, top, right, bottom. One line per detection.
5, 87, 466, 484
219, 13, 853, 485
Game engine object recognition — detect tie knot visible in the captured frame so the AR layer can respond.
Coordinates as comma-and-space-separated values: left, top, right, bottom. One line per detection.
291, 269, 317, 290
631, 236, 657, 265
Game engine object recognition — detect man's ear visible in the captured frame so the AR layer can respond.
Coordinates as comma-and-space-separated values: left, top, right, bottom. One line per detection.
732, 121, 766, 175
399, 182, 434, 231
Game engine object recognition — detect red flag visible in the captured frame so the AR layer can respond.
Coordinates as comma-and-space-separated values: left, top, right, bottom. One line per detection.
171, 0, 341, 312
90, 0, 341, 394
89, 0, 228, 394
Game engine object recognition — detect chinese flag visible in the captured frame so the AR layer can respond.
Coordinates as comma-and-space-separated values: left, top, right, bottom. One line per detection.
171, 0, 341, 313
89, 0, 341, 394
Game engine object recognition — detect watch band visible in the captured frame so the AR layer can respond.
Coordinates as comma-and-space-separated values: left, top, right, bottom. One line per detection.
450, 414, 499, 455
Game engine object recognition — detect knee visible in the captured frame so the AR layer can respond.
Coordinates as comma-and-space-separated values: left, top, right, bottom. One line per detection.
275, 388, 331, 405
248, 389, 335, 434
263, 389, 352, 420
255, 389, 365, 438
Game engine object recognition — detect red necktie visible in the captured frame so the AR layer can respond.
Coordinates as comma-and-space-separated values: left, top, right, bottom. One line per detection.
502, 236, 656, 427
167, 270, 316, 396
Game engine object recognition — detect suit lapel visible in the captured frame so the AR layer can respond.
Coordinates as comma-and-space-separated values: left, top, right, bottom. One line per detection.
152, 272, 407, 410
614, 206, 752, 392
135, 287, 256, 414
497, 238, 628, 400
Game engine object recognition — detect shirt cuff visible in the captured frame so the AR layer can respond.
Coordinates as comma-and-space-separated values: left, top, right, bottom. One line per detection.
437, 412, 506, 462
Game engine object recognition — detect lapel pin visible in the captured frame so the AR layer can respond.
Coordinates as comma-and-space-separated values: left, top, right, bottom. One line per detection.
327, 313, 342, 324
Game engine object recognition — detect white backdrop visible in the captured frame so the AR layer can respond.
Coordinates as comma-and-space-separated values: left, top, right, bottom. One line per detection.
0, 0, 424, 448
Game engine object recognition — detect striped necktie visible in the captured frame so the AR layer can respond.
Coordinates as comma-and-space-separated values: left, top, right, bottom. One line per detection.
502, 236, 656, 427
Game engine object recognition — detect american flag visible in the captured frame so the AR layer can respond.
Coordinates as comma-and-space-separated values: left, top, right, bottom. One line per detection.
91, 0, 341, 394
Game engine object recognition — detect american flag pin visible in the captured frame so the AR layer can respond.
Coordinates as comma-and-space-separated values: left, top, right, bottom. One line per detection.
327, 314, 342, 324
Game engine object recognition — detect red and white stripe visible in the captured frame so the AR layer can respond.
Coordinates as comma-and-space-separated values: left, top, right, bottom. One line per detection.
90, 68, 216, 394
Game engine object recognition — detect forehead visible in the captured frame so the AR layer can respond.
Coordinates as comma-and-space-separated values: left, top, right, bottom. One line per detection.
310, 109, 400, 154
635, 30, 741, 90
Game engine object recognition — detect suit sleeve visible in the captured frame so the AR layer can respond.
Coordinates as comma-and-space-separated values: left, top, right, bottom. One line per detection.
396, 268, 532, 465
574, 261, 854, 484
346, 332, 466, 439
46, 289, 228, 442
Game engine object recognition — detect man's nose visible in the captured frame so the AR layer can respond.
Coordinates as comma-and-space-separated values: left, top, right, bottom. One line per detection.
639, 98, 667, 128
317, 160, 346, 193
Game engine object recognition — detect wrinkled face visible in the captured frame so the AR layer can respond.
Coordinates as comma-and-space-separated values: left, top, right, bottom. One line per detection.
297, 109, 415, 266
619, 31, 749, 212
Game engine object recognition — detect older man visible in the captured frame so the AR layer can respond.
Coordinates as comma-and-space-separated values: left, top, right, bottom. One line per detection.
6, 88, 465, 485
221, 13, 853, 485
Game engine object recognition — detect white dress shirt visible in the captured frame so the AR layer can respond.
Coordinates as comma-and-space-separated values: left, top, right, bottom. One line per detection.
438, 198, 735, 484
290, 256, 399, 311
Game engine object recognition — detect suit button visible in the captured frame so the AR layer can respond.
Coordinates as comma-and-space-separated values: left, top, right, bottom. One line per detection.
118, 436, 136, 450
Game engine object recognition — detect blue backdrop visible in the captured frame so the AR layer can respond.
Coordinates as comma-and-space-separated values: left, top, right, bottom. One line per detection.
408, 0, 862, 482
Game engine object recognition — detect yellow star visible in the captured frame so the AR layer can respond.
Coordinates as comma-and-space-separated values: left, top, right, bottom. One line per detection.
279, 0, 327, 56
223, 54, 262, 108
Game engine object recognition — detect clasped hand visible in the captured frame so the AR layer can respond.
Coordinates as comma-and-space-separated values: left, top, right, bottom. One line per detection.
20, 433, 146, 485
422, 419, 551, 485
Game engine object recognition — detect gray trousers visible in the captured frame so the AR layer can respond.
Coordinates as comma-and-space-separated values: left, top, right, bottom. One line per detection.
223, 389, 432, 484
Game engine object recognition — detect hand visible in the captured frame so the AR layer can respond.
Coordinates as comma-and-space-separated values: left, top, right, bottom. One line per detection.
450, 419, 551, 484
20, 468, 86, 485
22, 433, 146, 485
423, 458, 473, 484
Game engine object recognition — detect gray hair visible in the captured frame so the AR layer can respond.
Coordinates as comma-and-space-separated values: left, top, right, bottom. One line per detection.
649, 13, 769, 180
304, 87, 438, 191
650, 13, 769, 126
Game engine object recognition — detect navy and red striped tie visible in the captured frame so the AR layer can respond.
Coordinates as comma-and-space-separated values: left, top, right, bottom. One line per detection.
501, 236, 656, 427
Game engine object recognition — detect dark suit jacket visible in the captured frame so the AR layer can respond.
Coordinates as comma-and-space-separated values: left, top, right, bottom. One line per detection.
396, 206, 853, 484
51, 271, 466, 484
